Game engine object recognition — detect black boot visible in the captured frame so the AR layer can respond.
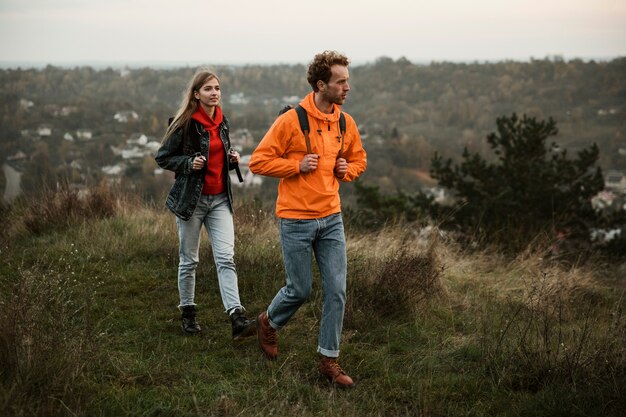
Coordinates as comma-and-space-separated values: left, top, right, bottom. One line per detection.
229, 308, 256, 341
181, 305, 201, 334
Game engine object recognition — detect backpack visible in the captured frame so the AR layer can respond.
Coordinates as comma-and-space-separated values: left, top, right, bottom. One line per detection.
278, 104, 346, 158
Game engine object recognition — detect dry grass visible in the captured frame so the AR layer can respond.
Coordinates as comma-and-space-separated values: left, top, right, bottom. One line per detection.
1, 187, 624, 416
0, 259, 103, 416
464, 252, 626, 397
346, 225, 446, 324
3, 181, 123, 239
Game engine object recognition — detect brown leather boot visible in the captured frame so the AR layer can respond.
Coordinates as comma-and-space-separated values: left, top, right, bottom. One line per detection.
256, 311, 278, 360
319, 356, 355, 388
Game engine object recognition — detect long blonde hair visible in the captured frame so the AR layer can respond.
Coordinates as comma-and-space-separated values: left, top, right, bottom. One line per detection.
163, 68, 220, 141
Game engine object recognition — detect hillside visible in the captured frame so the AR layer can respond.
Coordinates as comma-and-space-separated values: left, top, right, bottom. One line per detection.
1, 187, 624, 416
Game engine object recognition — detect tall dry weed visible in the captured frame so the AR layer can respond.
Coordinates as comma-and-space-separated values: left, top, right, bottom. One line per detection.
346, 225, 446, 323
18, 181, 120, 236
481, 255, 626, 397
0, 256, 104, 415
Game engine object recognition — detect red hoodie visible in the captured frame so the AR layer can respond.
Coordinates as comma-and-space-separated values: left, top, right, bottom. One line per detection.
192, 105, 226, 195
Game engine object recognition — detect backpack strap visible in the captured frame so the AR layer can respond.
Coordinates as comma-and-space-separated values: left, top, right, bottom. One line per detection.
338, 113, 346, 159
221, 116, 243, 183
294, 105, 312, 154
285, 104, 345, 157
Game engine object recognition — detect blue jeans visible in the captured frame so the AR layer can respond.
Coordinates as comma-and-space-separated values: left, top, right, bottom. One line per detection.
176, 193, 242, 312
267, 213, 347, 358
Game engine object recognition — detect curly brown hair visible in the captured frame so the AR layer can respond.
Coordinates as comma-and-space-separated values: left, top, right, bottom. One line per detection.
306, 51, 350, 92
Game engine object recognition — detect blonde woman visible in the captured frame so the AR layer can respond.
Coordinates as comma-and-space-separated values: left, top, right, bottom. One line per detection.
155, 68, 254, 340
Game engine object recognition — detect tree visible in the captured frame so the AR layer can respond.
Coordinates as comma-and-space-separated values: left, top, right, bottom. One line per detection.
430, 113, 604, 251
346, 181, 434, 230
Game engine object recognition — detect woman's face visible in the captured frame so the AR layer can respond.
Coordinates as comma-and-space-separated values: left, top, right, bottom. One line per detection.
194, 77, 220, 109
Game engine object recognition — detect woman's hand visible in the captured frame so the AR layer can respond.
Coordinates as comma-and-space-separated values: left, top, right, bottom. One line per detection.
228, 149, 241, 164
192, 154, 206, 170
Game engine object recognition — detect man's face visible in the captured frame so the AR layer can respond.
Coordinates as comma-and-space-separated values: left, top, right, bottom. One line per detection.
320, 65, 350, 105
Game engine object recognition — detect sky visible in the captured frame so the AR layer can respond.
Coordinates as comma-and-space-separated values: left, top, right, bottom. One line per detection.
0, 0, 624, 66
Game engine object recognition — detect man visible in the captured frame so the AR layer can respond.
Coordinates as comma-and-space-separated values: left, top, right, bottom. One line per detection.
249, 50, 367, 388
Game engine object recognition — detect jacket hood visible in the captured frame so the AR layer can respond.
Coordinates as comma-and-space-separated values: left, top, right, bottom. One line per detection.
299, 92, 342, 123
192, 105, 223, 129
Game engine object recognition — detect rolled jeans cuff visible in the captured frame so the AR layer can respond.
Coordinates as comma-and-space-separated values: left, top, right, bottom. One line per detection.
317, 346, 340, 358
267, 314, 282, 331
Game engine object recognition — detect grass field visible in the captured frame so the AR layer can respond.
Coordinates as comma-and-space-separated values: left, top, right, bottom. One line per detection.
1, 187, 624, 416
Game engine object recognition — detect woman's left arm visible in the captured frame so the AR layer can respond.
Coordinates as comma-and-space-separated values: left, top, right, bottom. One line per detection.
155, 129, 195, 175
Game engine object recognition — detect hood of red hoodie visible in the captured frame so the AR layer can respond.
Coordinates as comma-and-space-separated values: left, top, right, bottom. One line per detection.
192, 105, 223, 129
299, 92, 341, 124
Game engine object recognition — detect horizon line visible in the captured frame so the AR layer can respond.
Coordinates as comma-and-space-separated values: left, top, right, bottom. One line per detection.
0, 54, 623, 70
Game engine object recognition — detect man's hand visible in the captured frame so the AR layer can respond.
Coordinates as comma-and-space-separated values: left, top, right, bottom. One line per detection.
334, 158, 348, 178
300, 154, 319, 173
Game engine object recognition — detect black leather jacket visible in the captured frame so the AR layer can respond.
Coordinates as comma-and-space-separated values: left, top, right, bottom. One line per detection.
155, 117, 240, 221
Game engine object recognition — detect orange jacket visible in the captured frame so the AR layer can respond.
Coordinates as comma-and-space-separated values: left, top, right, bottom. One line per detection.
249, 92, 367, 219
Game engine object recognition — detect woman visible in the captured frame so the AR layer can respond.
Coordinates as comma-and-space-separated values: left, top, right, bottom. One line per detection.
155, 68, 255, 340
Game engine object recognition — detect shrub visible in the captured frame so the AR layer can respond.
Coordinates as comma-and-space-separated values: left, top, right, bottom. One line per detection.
21, 181, 118, 235
430, 113, 605, 252
346, 226, 445, 324
480, 261, 626, 402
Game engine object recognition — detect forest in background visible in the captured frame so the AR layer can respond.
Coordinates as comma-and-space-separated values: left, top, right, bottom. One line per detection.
0, 56, 624, 201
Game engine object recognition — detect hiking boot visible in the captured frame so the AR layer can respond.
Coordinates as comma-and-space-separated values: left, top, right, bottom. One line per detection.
256, 311, 278, 360
180, 305, 201, 334
318, 356, 355, 388
229, 308, 257, 341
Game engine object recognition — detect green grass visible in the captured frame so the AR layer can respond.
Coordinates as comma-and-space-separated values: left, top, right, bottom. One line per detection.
1, 188, 624, 416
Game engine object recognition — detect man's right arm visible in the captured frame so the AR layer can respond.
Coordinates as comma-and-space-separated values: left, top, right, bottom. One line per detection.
249, 117, 301, 178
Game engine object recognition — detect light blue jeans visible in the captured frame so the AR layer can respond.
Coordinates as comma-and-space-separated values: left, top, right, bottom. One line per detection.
176, 193, 242, 312
267, 213, 347, 358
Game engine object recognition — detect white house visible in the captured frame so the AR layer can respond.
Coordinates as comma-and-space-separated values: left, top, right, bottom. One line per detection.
605, 170, 626, 193
20, 99, 34, 110
229, 92, 250, 105
76, 129, 93, 140
38, 125, 52, 137
121, 147, 145, 160
114, 111, 139, 123
102, 164, 125, 176
282, 95, 301, 105
60, 106, 78, 117
127, 133, 148, 146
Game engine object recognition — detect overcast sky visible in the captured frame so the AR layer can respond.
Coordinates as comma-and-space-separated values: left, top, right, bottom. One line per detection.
0, 0, 624, 66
